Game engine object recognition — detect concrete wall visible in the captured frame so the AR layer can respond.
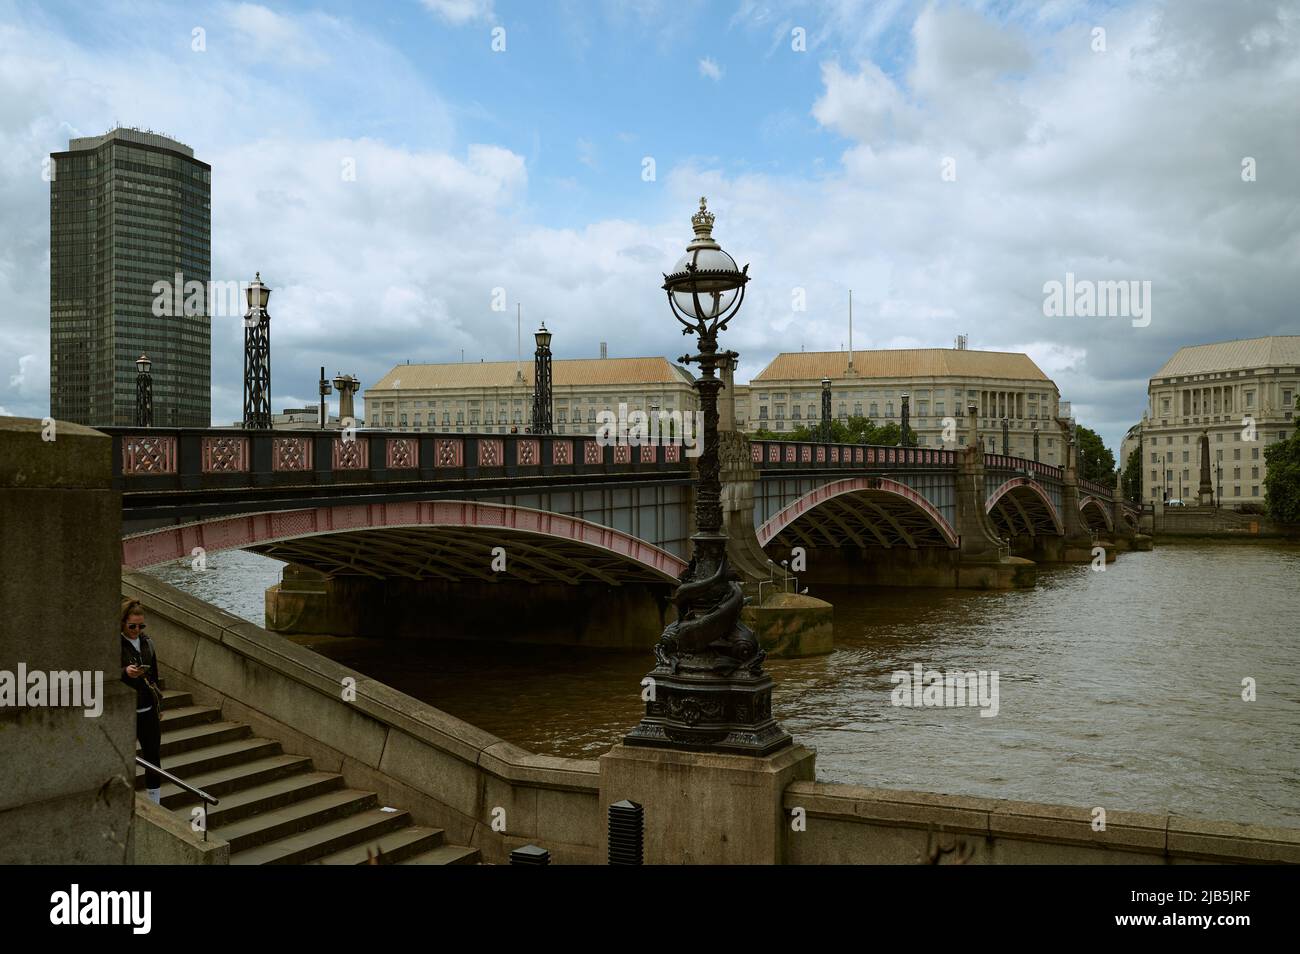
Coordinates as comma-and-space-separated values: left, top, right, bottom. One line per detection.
783, 782, 1300, 864
0, 417, 137, 863
130, 795, 229, 864
122, 570, 601, 865
266, 572, 673, 650
1154, 507, 1295, 539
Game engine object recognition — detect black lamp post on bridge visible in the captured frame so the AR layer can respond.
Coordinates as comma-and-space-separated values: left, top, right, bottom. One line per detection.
820, 377, 832, 442
625, 197, 790, 756
242, 273, 272, 430
134, 354, 153, 427
531, 323, 553, 435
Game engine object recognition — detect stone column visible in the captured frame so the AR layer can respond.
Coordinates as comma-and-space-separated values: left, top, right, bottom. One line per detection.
0, 418, 136, 862
1198, 430, 1214, 505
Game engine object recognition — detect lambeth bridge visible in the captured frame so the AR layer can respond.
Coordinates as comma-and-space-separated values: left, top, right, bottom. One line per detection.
109, 420, 1145, 648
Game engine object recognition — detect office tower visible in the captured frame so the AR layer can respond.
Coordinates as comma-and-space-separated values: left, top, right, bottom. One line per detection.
49, 128, 211, 426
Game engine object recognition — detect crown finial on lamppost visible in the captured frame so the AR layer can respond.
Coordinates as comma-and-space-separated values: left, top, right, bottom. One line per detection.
691, 196, 716, 242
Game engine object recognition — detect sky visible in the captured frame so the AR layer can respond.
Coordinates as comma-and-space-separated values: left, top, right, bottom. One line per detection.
1, 0, 1297, 453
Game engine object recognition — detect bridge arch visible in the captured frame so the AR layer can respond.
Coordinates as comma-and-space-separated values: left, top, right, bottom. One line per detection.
757, 477, 959, 550
986, 477, 1063, 537
1079, 495, 1115, 534
121, 500, 687, 585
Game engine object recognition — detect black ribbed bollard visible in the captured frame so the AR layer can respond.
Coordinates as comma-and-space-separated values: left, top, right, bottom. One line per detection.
608, 799, 644, 865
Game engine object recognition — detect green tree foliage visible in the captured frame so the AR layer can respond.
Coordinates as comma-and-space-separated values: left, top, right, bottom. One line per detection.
1075, 425, 1116, 483
1121, 446, 1143, 504
752, 416, 906, 445
1263, 403, 1300, 524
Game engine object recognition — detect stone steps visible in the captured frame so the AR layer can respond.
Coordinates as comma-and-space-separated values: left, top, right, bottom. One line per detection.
134, 689, 478, 865
228, 807, 413, 865
179, 772, 345, 828
311, 825, 448, 865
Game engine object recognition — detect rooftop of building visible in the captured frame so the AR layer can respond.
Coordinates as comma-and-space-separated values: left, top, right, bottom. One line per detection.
65, 127, 195, 157
369, 356, 694, 391
752, 348, 1051, 383
1153, 336, 1300, 378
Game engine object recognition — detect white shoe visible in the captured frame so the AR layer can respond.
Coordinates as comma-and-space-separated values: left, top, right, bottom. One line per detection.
147, 788, 162, 805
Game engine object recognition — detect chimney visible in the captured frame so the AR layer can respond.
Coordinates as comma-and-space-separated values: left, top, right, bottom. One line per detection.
600, 342, 607, 359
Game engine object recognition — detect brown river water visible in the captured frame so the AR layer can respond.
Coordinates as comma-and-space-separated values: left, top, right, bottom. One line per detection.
149, 541, 1300, 827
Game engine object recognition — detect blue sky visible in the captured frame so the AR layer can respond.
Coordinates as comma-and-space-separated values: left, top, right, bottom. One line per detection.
1, 0, 1296, 451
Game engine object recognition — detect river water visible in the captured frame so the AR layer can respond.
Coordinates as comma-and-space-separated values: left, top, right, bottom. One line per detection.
148, 542, 1300, 827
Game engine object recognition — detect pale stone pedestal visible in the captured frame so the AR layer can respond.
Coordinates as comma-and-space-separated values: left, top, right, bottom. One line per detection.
598, 743, 816, 864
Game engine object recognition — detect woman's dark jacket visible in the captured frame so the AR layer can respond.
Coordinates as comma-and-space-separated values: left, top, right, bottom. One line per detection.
120, 633, 160, 711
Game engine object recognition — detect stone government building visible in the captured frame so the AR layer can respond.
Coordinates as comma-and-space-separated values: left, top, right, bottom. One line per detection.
1135, 336, 1299, 504
363, 355, 698, 435
742, 346, 1067, 467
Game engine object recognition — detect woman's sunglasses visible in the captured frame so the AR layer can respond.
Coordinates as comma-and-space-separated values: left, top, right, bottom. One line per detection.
126, 623, 147, 631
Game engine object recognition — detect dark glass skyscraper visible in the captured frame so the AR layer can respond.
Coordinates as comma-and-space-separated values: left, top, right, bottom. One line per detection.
50, 128, 211, 426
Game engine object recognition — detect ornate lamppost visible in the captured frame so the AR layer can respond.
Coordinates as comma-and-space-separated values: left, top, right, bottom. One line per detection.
1032, 423, 1040, 462
531, 323, 553, 435
900, 392, 911, 447
820, 377, 832, 442
318, 367, 332, 429
625, 197, 790, 756
1001, 417, 1010, 456
242, 272, 272, 429
134, 354, 153, 427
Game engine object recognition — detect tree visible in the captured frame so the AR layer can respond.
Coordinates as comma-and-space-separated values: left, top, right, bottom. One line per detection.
1075, 425, 1116, 483
1121, 446, 1142, 504
752, 416, 905, 445
1263, 399, 1300, 525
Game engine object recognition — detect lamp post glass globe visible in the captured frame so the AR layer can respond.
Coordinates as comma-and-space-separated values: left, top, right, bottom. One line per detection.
662, 198, 749, 331
245, 272, 271, 311
535, 324, 551, 350
136, 354, 151, 375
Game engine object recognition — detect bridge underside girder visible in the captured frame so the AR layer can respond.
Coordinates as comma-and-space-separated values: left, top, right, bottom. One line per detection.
768, 489, 955, 550
988, 486, 1062, 539
1079, 498, 1114, 534
249, 526, 675, 586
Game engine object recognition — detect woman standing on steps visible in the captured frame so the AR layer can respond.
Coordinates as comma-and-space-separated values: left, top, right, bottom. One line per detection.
120, 599, 164, 805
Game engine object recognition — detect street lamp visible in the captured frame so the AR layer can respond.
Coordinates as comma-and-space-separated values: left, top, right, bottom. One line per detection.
625, 197, 790, 756
900, 392, 911, 447
134, 354, 153, 427
1032, 423, 1040, 462
1001, 417, 1010, 456
243, 272, 272, 429
531, 323, 553, 435
318, 368, 332, 429
820, 377, 832, 442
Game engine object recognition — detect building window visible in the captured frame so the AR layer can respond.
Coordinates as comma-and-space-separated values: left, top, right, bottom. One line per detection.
1252, 447, 1260, 459
1182, 451, 1189, 462
1233, 486, 1241, 497
1252, 485, 1259, 496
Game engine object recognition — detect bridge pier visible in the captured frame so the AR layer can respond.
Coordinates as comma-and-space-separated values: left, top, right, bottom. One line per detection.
951, 411, 1037, 587
265, 566, 674, 650
719, 430, 834, 656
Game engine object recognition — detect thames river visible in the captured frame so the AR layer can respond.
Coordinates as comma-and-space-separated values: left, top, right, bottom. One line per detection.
148, 542, 1300, 828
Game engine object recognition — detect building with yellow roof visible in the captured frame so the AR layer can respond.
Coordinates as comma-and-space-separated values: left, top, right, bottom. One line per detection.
1136, 336, 1299, 504
744, 344, 1066, 465
363, 354, 697, 436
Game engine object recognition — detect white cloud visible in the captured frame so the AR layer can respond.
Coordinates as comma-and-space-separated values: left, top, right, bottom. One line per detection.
698, 57, 723, 80
421, 0, 495, 25
0, 0, 1295, 458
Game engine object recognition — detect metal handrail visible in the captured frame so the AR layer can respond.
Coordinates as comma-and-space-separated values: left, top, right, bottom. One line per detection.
135, 756, 219, 841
